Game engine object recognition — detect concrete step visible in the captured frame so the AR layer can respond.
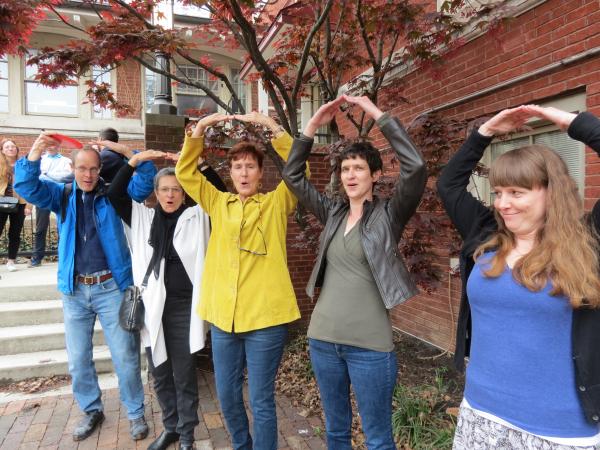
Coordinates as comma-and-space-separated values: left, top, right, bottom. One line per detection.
0, 262, 60, 302
0, 346, 114, 384
0, 300, 63, 327
0, 322, 105, 356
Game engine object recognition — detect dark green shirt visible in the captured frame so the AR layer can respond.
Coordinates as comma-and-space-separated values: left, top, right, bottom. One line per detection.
307, 215, 394, 352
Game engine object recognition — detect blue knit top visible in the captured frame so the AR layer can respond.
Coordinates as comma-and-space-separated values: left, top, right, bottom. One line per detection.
464, 253, 598, 438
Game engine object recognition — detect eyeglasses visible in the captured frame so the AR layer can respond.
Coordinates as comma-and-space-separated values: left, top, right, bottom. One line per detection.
237, 201, 267, 256
157, 187, 183, 194
75, 167, 100, 175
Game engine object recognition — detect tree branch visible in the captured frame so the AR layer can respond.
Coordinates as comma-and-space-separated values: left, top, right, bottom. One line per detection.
134, 55, 233, 113
291, 0, 335, 103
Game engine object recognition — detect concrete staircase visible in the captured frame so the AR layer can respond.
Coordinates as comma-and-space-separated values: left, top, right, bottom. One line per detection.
0, 262, 114, 392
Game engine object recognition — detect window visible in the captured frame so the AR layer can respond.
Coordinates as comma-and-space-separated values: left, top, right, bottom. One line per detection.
92, 66, 112, 119
231, 68, 247, 113
24, 50, 78, 116
0, 57, 7, 113
302, 84, 331, 144
145, 68, 156, 112
482, 126, 585, 203
175, 65, 218, 117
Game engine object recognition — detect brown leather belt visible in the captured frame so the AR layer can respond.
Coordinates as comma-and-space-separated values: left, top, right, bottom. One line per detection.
76, 273, 113, 285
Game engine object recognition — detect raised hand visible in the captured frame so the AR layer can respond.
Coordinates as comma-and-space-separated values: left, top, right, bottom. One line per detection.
342, 95, 383, 121
304, 96, 346, 138
128, 150, 167, 167
521, 105, 576, 131
478, 106, 533, 137
193, 113, 232, 138
90, 139, 133, 159
28, 132, 60, 161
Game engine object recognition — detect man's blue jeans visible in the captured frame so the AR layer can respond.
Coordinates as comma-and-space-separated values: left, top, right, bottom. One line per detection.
309, 338, 398, 450
211, 324, 288, 450
62, 277, 145, 419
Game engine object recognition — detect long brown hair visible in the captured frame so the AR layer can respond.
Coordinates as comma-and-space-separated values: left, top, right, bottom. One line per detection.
0, 151, 8, 184
474, 144, 600, 308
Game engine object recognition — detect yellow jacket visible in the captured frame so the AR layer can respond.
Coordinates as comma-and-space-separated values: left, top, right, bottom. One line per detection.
176, 133, 302, 332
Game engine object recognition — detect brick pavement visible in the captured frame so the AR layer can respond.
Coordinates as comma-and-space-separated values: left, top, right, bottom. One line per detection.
0, 370, 326, 450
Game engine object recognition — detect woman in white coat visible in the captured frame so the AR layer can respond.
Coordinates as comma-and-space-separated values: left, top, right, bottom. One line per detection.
108, 150, 227, 450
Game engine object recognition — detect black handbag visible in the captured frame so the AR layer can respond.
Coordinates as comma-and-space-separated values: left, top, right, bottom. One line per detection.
119, 260, 153, 332
0, 196, 18, 213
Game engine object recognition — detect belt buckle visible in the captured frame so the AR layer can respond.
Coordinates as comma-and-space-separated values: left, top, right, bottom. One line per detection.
83, 275, 95, 285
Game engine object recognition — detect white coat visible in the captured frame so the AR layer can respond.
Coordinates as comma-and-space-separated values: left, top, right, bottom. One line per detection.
125, 202, 210, 367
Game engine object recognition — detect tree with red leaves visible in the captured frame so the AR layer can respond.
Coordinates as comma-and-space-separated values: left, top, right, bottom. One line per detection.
0, 0, 61, 59
10, 0, 506, 289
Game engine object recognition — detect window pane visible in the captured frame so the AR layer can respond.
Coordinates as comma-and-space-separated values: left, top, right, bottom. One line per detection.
176, 94, 216, 116
146, 69, 155, 111
25, 82, 78, 115
534, 130, 584, 191
0, 96, 7, 113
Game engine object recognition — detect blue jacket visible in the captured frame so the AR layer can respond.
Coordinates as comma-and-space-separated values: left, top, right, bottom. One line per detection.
14, 157, 157, 295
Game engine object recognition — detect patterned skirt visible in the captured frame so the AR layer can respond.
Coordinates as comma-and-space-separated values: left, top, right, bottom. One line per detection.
453, 406, 600, 450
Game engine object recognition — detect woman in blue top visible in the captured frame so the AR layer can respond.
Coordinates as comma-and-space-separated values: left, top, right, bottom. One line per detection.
437, 105, 600, 449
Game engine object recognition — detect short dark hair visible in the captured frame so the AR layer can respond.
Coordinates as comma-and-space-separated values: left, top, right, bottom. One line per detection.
340, 141, 382, 174
227, 141, 264, 169
98, 127, 119, 143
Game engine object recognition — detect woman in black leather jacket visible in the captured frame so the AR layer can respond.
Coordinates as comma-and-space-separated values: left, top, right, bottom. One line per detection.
437, 105, 600, 449
283, 95, 426, 450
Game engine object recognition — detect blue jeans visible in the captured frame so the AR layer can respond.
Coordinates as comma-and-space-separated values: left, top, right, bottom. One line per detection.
211, 324, 288, 450
62, 277, 145, 419
309, 338, 398, 450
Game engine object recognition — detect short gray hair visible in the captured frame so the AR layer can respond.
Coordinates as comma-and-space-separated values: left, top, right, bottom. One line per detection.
154, 167, 177, 190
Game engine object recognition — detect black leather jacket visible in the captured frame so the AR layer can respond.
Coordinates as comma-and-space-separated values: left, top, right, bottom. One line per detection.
282, 114, 427, 309
437, 111, 600, 424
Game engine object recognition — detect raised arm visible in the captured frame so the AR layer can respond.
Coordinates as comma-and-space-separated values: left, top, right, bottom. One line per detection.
282, 98, 345, 223
14, 132, 64, 213
437, 106, 532, 239
107, 150, 166, 226
175, 113, 231, 214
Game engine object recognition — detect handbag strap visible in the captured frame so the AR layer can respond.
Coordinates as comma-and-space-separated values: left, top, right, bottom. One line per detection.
141, 257, 154, 289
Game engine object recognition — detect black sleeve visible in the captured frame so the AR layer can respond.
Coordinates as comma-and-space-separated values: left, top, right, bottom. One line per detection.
437, 130, 497, 240
107, 163, 134, 226
569, 112, 600, 234
200, 165, 228, 192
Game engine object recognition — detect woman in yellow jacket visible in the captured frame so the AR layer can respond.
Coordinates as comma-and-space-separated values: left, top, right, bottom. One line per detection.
176, 112, 304, 450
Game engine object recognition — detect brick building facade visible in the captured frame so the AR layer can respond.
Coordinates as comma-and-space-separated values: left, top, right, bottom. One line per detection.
332, 0, 600, 350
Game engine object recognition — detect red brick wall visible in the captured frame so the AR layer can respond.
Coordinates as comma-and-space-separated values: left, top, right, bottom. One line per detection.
335, 0, 600, 350
117, 60, 143, 119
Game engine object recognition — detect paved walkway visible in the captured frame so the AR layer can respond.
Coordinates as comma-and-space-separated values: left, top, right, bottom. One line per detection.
0, 370, 326, 450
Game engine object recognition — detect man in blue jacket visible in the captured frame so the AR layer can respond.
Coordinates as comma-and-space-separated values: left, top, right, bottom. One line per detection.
14, 132, 157, 442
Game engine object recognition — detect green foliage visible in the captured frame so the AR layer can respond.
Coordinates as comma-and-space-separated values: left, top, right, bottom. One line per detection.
392, 368, 456, 449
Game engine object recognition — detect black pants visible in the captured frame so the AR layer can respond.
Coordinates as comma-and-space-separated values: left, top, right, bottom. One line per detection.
32, 207, 51, 263
146, 296, 199, 445
0, 204, 26, 259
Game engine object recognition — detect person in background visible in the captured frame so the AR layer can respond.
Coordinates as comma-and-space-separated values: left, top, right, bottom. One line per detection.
92, 127, 127, 184
0, 138, 27, 272
108, 143, 226, 450
175, 111, 305, 450
15, 132, 157, 443
29, 143, 74, 267
437, 105, 600, 449
282, 95, 427, 450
